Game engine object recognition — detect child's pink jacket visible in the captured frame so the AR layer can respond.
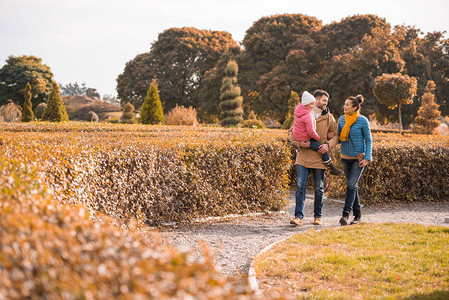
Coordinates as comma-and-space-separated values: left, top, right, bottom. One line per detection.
292, 104, 320, 141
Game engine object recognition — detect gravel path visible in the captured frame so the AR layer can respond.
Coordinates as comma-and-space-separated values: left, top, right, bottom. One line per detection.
158, 191, 449, 278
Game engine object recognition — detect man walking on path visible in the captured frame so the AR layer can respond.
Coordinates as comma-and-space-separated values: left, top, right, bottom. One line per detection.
288, 90, 340, 226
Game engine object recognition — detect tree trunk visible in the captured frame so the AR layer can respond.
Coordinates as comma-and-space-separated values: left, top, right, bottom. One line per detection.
398, 104, 403, 135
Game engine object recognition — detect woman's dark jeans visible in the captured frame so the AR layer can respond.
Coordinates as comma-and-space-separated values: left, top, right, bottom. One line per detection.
341, 158, 365, 214
309, 139, 330, 162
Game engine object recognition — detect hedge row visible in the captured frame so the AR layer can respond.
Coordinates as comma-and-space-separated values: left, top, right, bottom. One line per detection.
324, 133, 449, 204
0, 155, 254, 298
1, 122, 291, 225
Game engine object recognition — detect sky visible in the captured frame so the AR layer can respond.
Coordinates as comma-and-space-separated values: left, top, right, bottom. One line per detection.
1, 0, 448, 98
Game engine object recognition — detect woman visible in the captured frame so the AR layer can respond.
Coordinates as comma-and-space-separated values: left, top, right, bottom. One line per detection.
337, 95, 372, 226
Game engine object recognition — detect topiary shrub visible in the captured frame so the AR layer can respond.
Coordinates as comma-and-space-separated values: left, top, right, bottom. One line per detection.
105, 117, 119, 124
219, 61, 243, 127
0, 100, 22, 122
241, 110, 266, 129
42, 82, 69, 122
86, 111, 99, 122
412, 81, 441, 135
34, 103, 47, 120
139, 79, 165, 125
21, 82, 34, 122
166, 105, 198, 126
120, 102, 137, 124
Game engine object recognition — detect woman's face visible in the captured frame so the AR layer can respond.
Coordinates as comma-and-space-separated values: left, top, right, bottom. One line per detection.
343, 99, 357, 115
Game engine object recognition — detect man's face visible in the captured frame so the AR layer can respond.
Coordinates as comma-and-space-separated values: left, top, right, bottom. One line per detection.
315, 96, 329, 110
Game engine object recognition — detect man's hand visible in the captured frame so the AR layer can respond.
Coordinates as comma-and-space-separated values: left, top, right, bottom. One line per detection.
327, 132, 335, 139
300, 140, 310, 148
318, 143, 329, 154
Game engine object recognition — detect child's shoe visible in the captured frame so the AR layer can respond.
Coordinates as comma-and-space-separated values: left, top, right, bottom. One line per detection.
324, 161, 343, 176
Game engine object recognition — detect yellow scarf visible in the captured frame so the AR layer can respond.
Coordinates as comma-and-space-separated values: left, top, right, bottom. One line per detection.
340, 111, 359, 141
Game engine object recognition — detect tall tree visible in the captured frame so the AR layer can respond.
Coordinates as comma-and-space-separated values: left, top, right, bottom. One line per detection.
373, 73, 418, 134
238, 14, 322, 119
412, 81, 441, 134
22, 82, 33, 122
42, 82, 69, 122
139, 80, 165, 125
117, 28, 239, 112
0, 55, 54, 108
322, 25, 405, 116
219, 61, 243, 127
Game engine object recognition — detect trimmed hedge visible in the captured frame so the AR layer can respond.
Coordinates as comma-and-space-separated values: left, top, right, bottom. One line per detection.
1, 122, 291, 225
0, 155, 254, 298
0, 122, 291, 298
325, 133, 449, 204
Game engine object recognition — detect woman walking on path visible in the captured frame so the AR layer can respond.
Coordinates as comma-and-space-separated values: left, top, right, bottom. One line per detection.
337, 95, 372, 226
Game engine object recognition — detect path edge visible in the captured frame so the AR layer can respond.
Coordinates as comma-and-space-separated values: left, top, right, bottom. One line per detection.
247, 235, 293, 297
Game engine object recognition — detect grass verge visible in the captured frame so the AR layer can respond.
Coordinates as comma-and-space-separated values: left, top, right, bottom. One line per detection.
254, 223, 449, 299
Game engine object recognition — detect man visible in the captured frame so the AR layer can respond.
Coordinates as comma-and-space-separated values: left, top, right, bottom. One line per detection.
288, 90, 340, 226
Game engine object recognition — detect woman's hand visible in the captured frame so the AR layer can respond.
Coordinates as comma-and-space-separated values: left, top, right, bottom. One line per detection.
359, 159, 369, 167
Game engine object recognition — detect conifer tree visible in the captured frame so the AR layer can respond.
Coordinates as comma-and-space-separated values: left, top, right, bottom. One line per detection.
412, 81, 441, 134
281, 91, 300, 129
139, 79, 165, 125
219, 61, 243, 127
42, 81, 69, 122
22, 82, 34, 122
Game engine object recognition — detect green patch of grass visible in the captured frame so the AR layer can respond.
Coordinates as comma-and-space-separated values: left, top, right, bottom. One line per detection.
254, 223, 449, 299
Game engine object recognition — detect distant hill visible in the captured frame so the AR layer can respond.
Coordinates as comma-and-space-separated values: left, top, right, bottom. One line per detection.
63, 95, 122, 121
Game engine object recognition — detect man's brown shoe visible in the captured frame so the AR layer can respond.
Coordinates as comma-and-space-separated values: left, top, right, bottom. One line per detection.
313, 218, 322, 225
290, 217, 303, 226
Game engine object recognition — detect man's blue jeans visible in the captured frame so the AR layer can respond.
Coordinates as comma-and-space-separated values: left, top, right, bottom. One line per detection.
341, 158, 365, 214
309, 139, 330, 162
295, 165, 325, 219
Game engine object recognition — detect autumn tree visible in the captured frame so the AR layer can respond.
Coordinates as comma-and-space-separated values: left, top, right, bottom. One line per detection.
282, 91, 300, 129
237, 14, 322, 120
412, 81, 441, 134
373, 73, 417, 134
321, 21, 404, 116
0, 55, 54, 108
139, 80, 165, 125
219, 61, 243, 127
117, 28, 239, 112
42, 82, 69, 122
21, 82, 33, 122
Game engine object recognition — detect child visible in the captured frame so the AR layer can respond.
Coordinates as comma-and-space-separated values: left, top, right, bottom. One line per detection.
292, 91, 342, 175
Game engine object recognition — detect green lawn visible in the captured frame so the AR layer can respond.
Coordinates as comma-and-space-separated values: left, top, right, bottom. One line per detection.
254, 223, 449, 299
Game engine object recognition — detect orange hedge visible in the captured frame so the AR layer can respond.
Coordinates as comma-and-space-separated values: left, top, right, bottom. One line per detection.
1, 122, 293, 298
1, 122, 291, 225
0, 157, 254, 298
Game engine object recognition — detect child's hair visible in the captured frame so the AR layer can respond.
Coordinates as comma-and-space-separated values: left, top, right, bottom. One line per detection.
347, 95, 364, 111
